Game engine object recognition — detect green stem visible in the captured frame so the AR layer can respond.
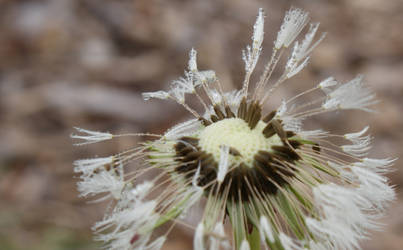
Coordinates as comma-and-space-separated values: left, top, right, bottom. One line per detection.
227, 201, 261, 250
227, 202, 244, 250
247, 225, 261, 250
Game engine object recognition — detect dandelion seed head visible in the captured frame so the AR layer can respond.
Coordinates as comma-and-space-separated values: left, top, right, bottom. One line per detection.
72, 7, 394, 250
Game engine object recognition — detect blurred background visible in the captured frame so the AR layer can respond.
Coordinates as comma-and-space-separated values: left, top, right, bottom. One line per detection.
0, 0, 402, 249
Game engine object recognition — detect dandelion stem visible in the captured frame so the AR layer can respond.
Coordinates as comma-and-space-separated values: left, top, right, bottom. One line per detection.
248, 225, 261, 250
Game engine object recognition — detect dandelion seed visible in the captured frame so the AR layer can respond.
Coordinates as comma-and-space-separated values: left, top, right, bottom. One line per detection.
142, 90, 170, 101
72, 7, 394, 250
319, 76, 338, 92
71, 127, 113, 145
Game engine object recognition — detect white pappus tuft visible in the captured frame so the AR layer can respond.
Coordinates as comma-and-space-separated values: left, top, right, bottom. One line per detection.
351, 166, 395, 211
194, 223, 205, 250
285, 23, 325, 78
142, 90, 170, 101
73, 156, 114, 175
71, 127, 113, 145
130, 181, 154, 200
275, 8, 309, 49
253, 8, 265, 50
322, 75, 377, 112
240, 240, 251, 250
209, 222, 230, 250
318, 76, 338, 93
354, 157, 396, 174
342, 126, 372, 157
189, 48, 198, 72
76, 170, 125, 200
279, 233, 300, 250
259, 216, 274, 243
243, 8, 265, 73
93, 197, 159, 250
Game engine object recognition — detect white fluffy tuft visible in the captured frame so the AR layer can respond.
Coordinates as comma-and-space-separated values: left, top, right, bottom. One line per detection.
71, 127, 113, 145
275, 8, 309, 49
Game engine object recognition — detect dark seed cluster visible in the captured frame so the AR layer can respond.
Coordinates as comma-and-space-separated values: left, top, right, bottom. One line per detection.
174, 98, 313, 201
174, 136, 301, 200
237, 98, 262, 129
174, 137, 218, 187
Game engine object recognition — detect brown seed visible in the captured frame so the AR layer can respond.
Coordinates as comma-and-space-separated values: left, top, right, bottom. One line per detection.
200, 154, 214, 165
178, 146, 194, 156
199, 117, 212, 126
272, 119, 287, 141
237, 97, 247, 119
229, 147, 241, 156
183, 151, 204, 162
288, 140, 302, 149
263, 122, 276, 138
225, 105, 235, 118
286, 131, 296, 138
254, 154, 269, 166
248, 102, 262, 129
174, 142, 186, 152
214, 105, 225, 120
271, 145, 300, 161
262, 110, 277, 123
312, 143, 321, 153
245, 101, 256, 123
211, 115, 219, 122
181, 137, 199, 146
257, 150, 274, 161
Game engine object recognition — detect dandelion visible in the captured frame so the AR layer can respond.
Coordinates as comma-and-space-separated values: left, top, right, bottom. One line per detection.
72, 7, 395, 250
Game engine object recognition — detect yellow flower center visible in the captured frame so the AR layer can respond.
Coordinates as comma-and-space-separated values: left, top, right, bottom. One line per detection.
198, 118, 281, 167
